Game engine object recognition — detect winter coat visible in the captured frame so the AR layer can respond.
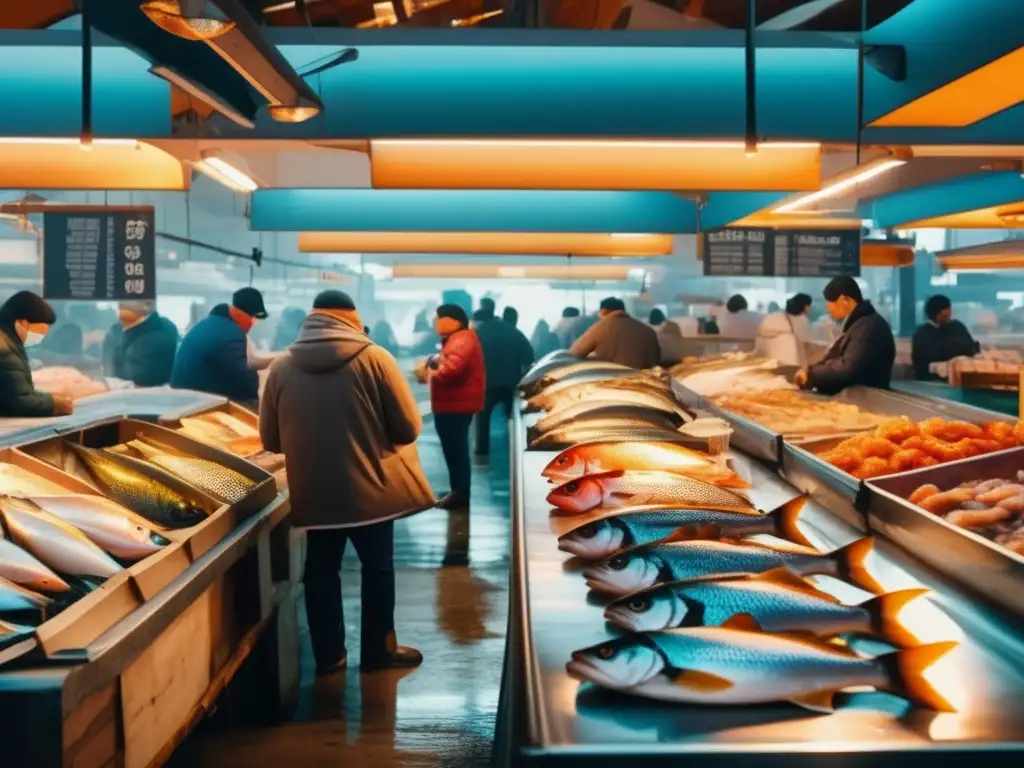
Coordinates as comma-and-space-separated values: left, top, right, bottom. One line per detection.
754, 312, 810, 368
0, 323, 54, 418
108, 313, 179, 387
260, 313, 434, 529
653, 320, 687, 365
570, 312, 661, 369
911, 320, 978, 380
807, 301, 895, 395
171, 304, 258, 405
716, 309, 764, 340
474, 317, 534, 390
429, 328, 485, 414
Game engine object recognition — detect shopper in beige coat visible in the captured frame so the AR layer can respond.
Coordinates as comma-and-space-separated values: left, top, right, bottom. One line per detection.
260, 290, 435, 674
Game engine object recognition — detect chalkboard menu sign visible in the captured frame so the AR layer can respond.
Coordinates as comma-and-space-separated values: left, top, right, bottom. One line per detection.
42, 207, 156, 301
703, 228, 861, 277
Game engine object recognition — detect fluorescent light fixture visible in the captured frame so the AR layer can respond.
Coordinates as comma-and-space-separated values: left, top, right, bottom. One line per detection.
610, 233, 650, 238
374, 139, 819, 150
0, 137, 138, 147
267, 104, 321, 124
262, 0, 297, 11
772, 158, 907, 214
451, 9, 504, 26
149, 65, 255, 129
141, 1, 235, 41
193, 156, 258, 193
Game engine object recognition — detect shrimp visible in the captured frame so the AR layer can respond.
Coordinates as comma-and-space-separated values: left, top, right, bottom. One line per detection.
889, 449, 928, 474
983, 421, 1019, 448
920, 488, 976, 515
921, 418, 984, 442
851, 456, 891, 479
975, 485, 1024, 506
908, 484, 940, 505
973, 478, 1010, 494
997, 495, 1024, 514
877, 418, 920, 444
967, 438, 1006, 456
946, 507, 1013, 529
862, 437, 899, 459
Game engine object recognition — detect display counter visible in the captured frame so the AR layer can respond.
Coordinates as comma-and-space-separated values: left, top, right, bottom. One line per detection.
0, 390, 297, 768
893, 380, 1019, 419
502, 402, 1024, 766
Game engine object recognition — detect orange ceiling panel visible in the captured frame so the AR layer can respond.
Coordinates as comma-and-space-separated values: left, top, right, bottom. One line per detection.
902, 201, 1024, 229
299, 231, 673, 256
0, 141, 188, 191
391, 263, 634, 280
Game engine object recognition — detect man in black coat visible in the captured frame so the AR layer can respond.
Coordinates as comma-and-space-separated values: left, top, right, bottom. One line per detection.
0, 291, 73, 417
104, 301, 179, 387
472, 305, 534, 457
911, 295, 978, 380
795, 277, 895, 395
171, 287, 267, 408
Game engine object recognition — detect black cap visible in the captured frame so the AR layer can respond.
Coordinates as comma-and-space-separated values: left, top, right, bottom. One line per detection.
232, 287, 268, 319
313, 290, 356, 311
437, 303, 469, 326
822, 277, 863, 303
0, 291, 56, 325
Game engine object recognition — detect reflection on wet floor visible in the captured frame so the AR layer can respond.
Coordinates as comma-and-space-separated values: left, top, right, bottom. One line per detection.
179, 406, 512, 768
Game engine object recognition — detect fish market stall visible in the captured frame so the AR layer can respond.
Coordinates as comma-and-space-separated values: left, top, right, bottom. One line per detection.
0, 390, 297, 768
500, 357, 1024, 766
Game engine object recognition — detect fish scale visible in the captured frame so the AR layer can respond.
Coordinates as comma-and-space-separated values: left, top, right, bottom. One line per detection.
126, 440, 255, 504
603, 473, 749, 510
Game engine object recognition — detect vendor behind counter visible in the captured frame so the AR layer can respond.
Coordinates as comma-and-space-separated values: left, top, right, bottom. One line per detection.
911, 294, 979, 381
0, 291, 74, 417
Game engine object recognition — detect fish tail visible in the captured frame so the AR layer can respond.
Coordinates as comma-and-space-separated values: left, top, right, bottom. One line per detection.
861, 588, 930, 648
833, 536, 884, 594
879, 642, 959, 712
771, 496, 812, 547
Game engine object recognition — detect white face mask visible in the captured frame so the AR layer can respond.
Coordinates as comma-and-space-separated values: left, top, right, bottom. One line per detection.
23, 330, 45, 347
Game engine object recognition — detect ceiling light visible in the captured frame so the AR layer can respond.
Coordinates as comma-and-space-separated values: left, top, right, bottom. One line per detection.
374, 139, 819, 150
140, 1, 236, 41
262, 0, 297, 11
450, 9, 504, 26
193, 156, 258, 193
772, 157, 907, 214
149, 65, 255, 129
0, 137, 138, 147
267, 104, 321, 123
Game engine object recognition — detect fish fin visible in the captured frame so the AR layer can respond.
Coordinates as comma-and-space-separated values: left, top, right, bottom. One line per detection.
833, 537, 884, 594
748, 568, 833, 598
586, 470, 627, 481
861, 588, 930, 648
789, 689, 838, 713
879, 642, 959, 712
771, 631, 861, 657
672, 668, 734, 693
720, 613, 762, 632
664, 525, 703, 543
771, 496, 813, 548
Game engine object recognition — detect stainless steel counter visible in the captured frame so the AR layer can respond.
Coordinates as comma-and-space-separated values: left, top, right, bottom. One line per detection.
511, 412, 1024, 765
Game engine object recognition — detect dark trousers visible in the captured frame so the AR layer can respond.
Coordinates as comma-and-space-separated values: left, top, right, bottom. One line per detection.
303, 521, 395, 667
475, 387, 515, 456
435, 412, 473, 497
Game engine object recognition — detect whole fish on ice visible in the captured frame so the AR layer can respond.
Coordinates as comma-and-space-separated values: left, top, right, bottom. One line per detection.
528, 422, 690, 451
65, 442, 207, 529
558, 497, 810, 559
566, 627, 957, 712
583, 536, 879, 596
547, 470, 753, 515
520, 361, 633, 396
604, 569, 927, 647
29, 495, 170, 561
124, 439, 255, 504
534, 401, 689, 437
0, 497, 123, 579
526, 374, 669, 412
532, 384, 682, 417
542, 441, 746, 488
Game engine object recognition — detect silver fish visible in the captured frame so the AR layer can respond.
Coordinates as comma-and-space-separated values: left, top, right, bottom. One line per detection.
0, 497, 123, 579
604, 570, 928, 647
29, 495, 170, 561
548, 470, 753, 515
566, 627, 958, 712
583, 537, 879, 596
0, 574, 51, 613
527, 421, 688, 451
558, 497, 809, 560
527, 377, 673, 412
0, 537, 70, 592
124, 439, 255, 504
534, 401, 687, 437
521, 361, 632, 396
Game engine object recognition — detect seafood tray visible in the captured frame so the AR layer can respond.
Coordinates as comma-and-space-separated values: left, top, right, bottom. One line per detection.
0, 448, 143, 663
866, 448, 1024, 619
698, 398, 782, 464
159, 401, 287, 476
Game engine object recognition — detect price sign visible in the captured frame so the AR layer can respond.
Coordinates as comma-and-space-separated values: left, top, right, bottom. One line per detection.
42, 207, 156, 300
703, 227, 861, 277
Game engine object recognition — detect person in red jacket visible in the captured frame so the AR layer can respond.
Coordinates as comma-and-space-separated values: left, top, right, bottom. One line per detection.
427, 304, 485, 510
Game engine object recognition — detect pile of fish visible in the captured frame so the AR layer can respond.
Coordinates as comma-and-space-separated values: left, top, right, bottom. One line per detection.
670, 353, 794, 397
177, 412, 264, 457
520, 355, 958, 713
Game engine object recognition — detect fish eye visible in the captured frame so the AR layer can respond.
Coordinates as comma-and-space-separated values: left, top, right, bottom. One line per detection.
607, 555, 629, 571
563, 481, 580, 494
628, 597, 651, 613
557, 456, 569, 465
578, 523, 598, 539
596, 645, 617, 660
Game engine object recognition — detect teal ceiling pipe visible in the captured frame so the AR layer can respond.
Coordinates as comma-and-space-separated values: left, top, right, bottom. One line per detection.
0, 31, 170, 137
860, 170, 1024, 229
698, 192, 792, 230
249, 189, 698, 233
863, 0, 1024, 122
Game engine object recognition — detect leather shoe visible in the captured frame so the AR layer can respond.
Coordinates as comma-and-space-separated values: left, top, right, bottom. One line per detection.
361, 646, 423, 671
315, 651, 348, 676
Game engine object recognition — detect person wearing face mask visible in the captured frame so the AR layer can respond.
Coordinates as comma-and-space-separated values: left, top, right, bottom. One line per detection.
425, 304, 485, 511
171, 287, 267, 409
103, 300, 179, 387
0, 291, 73, 417
794, 277, 895, 395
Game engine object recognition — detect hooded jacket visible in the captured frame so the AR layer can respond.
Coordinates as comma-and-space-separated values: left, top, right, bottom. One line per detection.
570, 311, 661, 369
429, 327, 485, 414
807, 301, 895, 395
171, 304, 258, 405
260, 313, 434, 529
0, 322, 54, 417
754, 312, 810, 368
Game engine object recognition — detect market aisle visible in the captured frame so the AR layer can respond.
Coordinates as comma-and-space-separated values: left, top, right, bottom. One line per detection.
177, 403, 512, 768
